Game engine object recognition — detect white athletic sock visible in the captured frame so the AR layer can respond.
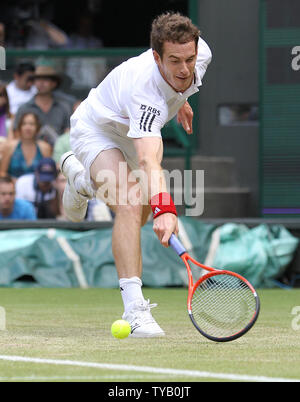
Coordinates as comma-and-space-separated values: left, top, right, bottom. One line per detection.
119, 276, 144, 313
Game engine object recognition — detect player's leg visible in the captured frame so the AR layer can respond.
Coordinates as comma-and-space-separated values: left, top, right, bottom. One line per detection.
60, 123, 164, 337
90, 148, 164, 337
90, 148, 143, 278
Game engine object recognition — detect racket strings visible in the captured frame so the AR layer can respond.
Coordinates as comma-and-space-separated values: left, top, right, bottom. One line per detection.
191, 273, 256, 339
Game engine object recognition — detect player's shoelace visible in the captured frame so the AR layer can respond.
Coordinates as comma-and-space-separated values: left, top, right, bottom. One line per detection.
130, 299, 158, 324
67, 180, 86, 207
74, 175, 95, 199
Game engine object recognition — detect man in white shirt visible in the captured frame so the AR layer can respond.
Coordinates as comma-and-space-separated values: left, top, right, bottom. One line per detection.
6, 62, 37, 115
60, 12, 212, 337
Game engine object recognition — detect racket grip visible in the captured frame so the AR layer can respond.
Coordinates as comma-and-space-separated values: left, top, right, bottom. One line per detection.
169, 234, 186, 256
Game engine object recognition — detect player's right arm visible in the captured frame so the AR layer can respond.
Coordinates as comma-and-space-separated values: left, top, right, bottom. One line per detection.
133, 136, 178, 247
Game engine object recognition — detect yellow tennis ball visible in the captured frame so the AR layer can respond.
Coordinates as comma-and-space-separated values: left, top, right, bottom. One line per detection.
111, 319, 131, 339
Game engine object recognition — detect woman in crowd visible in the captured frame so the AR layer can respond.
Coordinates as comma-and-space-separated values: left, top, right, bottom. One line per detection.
0, 112, 52, 180
0, 83, 13, 162
0, 83, 13, 140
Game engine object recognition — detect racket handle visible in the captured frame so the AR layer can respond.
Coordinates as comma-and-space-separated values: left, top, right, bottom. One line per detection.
169, 234, 186, 256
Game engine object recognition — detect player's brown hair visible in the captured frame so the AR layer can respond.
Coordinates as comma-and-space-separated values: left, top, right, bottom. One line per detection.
150, 12, 200, 58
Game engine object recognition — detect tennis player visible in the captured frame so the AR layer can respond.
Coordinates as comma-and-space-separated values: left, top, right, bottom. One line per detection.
60, 12, 212, 337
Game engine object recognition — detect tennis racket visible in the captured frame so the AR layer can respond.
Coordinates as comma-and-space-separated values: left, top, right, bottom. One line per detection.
169, 234, 260, 342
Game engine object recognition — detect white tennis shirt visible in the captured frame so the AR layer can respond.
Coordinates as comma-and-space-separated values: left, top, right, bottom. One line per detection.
74, 37, 212, 139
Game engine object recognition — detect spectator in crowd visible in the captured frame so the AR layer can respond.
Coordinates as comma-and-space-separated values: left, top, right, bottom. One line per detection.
0, 22, 4, 47
6, 62, 37, 116
67, 14, 103, 49
0, 175, 36, 220
65, 14, 107, 90
16, 157, 60, 219
0, 112, 52, 180
0, 83, 13, 140
53, 84, 78, 114
13, 65, 71, 144
0, 2, 68, 48
52, 130, 70, 164
25, 20, 68, 50
0, 139, 5, 164
0, 83, 13, 164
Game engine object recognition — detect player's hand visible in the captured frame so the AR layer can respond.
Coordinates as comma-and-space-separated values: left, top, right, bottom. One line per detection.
177, 101, 193, 134
153, 213, 179, 248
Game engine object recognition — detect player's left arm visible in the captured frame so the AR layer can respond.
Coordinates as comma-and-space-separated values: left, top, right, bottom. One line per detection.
177, 101, 193, 135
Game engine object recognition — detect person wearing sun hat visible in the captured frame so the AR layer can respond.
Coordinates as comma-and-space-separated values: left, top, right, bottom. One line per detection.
13, 64, 71, 140
33, 65, 62, 86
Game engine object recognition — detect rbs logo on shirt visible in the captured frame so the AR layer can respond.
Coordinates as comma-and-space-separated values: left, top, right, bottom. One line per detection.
140, 104, 161, 116
139, 104, 161, 132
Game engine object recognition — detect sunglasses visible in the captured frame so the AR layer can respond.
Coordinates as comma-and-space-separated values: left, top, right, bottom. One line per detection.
0, 92, 6, 97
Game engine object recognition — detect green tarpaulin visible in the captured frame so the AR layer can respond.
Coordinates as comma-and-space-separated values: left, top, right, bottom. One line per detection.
0, 217, 298, 288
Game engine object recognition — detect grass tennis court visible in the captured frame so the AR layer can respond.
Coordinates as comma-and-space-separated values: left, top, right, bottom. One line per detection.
0, 287, 299, 382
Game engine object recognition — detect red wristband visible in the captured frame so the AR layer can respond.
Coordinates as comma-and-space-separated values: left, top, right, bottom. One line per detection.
149, 192, 177, 219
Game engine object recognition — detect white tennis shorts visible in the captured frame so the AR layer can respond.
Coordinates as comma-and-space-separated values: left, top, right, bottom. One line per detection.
70, 114, 140, 179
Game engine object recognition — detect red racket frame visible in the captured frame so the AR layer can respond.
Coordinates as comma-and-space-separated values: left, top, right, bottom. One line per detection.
179, 251, 260, 342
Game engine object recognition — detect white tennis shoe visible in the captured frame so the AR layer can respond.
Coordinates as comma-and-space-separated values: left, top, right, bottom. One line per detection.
60, 151, 94, 222
123, 299, 165, 338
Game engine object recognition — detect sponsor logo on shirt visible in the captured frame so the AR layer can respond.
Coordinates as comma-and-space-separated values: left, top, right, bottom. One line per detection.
140, 104, 161, 116
139, 104, 161, 132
